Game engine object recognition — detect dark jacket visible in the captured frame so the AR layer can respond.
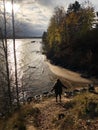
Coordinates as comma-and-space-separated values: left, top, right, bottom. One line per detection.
51, 79, 67, 95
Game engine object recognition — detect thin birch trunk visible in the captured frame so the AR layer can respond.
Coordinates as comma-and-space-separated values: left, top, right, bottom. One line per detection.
11, 0, 20, 108
3, 0, 12, 109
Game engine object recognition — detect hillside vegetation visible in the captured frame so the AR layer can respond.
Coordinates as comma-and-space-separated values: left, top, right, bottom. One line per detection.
0, 89, 98, 130
42, 1, 98, 77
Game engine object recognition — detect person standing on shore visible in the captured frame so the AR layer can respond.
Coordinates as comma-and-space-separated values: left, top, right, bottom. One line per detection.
51, 79, 67, 102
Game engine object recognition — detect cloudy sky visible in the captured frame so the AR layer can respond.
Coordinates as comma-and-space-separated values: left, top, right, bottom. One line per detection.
13, 0, 98, 37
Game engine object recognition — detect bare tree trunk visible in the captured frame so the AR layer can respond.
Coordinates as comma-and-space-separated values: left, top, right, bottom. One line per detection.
2, 0, 12, 109
11, 0, 20, 108
21, 77, 25, 105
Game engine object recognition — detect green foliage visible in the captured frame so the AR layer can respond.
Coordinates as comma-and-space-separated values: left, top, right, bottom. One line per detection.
67, 1, 81, 13
72, 28, 98, 75
72, 93, 98, 119
42, 31, 47, 44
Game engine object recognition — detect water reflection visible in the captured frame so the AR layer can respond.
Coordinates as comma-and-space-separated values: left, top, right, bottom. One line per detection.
8, 38, 56, 96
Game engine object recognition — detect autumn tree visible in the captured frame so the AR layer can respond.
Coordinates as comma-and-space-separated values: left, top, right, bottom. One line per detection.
43, 1, 96, 71
47, 7, 65, 45
44, 7, 66, 60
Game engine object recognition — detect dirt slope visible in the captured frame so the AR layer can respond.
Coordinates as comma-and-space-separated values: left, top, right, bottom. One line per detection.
27, 97, 69, 130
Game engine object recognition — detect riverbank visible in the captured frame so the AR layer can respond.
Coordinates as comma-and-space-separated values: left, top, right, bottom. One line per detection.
46, 61, 92, 83
46, 61, 98, 90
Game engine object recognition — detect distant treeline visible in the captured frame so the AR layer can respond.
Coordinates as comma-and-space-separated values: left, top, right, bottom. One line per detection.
42, 1, 98, 77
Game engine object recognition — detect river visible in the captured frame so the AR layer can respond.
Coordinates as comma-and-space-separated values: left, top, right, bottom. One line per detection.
8, 38, 56, 99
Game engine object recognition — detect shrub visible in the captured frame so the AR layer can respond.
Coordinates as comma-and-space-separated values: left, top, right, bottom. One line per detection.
58, 114, 75, 130
63, 101, 76, 109
85, 101, 98, 118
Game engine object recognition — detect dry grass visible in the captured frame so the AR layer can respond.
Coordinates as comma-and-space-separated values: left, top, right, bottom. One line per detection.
56, 93, 98, 130
0, 103, 40, 130
0, 92, 98, 130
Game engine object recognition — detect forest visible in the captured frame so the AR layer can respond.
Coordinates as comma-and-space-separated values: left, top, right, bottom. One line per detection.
42, 1, 98, 77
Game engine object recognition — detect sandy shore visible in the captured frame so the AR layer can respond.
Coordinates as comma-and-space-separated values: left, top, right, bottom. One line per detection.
46, 62, 92, 84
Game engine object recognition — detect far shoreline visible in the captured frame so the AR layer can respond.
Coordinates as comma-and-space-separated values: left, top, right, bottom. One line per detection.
0, 37, 42, 39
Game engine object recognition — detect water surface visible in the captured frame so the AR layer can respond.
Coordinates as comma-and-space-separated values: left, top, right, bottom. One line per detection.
8, 38, 56, 97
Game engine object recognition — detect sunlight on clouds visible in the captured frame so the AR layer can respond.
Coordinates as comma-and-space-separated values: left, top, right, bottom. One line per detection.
19, 2, 52, 28
4, 1, 20, 13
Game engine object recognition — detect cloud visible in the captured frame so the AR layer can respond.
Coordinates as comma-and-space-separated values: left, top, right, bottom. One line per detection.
15, 0, 53, 36
93, 1, 98, 10
36, 0, 54, 7
15, 19, 46, 37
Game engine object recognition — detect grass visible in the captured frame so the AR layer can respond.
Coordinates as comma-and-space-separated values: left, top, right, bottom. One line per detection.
0, 91, 98, 130
55, 92, 98, 130
0, 104, 40, 130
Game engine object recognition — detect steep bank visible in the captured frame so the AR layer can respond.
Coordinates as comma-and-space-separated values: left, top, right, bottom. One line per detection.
1, 92, 98, 130
27, 97, 69, 130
